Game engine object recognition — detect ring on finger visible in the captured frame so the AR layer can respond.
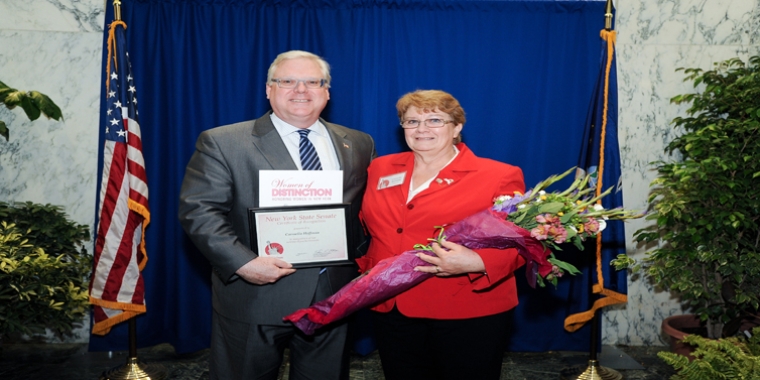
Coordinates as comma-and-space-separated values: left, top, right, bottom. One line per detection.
435, 266, 442, 273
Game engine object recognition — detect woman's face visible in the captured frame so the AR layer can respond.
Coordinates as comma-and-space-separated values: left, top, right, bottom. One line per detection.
402, 106, 462, 155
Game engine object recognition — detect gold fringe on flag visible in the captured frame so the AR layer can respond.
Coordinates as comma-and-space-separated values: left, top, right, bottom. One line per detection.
130, 198, 151, 271
105, 20, 127, 95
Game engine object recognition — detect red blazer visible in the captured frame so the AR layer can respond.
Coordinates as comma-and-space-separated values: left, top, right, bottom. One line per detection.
358, 143, 526, 319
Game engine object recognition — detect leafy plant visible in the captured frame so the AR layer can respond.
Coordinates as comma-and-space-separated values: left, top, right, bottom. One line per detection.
613, 56, 760, 339
658, 327, 760, 379
0, 79, 63, 141
0, 202, 91, 339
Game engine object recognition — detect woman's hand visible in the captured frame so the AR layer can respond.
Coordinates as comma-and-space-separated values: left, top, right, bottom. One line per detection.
414, 240, 486, 276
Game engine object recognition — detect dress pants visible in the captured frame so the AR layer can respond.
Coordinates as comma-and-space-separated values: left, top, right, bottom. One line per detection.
372, 306, 512, 380
210, 273, 349, 380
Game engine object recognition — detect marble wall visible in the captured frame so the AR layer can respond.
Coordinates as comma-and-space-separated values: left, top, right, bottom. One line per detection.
609, 0, 760, 345
0, 0, 105, 342
1, 0, 758, 345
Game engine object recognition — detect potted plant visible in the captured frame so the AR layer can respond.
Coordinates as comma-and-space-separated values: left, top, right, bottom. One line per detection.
0, 202, 91, 341
0, 79, 63, 141
614, 56, 760, 340
657, 327, 760, 379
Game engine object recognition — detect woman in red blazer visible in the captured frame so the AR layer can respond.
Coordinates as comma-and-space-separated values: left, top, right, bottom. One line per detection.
358, 90, 526, 380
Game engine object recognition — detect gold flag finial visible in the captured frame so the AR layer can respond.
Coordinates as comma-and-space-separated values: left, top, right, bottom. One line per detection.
604, 0, 614, 30
113, 0, 122, 21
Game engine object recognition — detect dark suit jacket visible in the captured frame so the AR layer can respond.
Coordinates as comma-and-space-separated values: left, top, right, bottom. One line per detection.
179, 111, 376, 325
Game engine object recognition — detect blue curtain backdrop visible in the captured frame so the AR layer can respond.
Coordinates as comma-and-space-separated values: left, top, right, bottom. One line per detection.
91, 0, 620, 354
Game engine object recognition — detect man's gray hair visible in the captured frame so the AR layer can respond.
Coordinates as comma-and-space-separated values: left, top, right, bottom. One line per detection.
267, 50, 331, 88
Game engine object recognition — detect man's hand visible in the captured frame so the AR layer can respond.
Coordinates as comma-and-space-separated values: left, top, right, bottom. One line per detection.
235, 257, 296, 285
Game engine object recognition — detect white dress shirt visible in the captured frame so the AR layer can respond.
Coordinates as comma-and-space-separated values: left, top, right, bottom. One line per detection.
407, 145, 460, 203
270, 113, 340, 170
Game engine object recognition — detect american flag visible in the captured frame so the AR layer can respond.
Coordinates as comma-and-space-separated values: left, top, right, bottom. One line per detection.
89, 20, 150, 336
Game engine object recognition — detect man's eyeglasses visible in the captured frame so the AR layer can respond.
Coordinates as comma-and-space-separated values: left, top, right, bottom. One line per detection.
270, 78, 328, 89
400, 118, 454, 129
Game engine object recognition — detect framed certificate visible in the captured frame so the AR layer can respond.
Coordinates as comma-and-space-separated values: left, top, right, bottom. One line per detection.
247, 203, 353, 268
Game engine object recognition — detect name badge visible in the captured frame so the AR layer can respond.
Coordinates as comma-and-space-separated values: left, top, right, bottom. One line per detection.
377, 172, 406, 190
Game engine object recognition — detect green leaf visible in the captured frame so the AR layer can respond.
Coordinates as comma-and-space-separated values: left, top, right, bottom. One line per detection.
565, 227, 577, 241
3, 90, 24, 108
28, 91, 63, 121
537, 202, 565, 214
19, 95, 41, 121
511, 211, 527, 224
548, 258, 581, 275
559, 211, 577, 224
0, 121, 7, 141
0, 87, 14, 103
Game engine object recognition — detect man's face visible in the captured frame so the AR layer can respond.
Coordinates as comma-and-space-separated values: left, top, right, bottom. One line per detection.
266, 57, 330, 129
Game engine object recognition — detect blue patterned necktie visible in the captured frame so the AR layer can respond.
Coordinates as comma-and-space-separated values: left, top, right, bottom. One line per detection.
298, 129, 327, 274
297, 129, 323, 170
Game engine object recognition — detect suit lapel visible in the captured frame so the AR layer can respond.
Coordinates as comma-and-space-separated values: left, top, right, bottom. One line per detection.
323, 120, 359, 197
323, 119, 352, 171
250, 111, 298, 170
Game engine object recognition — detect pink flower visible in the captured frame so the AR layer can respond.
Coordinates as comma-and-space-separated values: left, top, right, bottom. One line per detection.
547, 224, 568, 243
534, 214, 568, 243
531, 225, 549, 240
536, 214, 560, 224
583, 218, 600, 234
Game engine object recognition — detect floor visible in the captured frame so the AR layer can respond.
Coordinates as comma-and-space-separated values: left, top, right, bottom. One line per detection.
1, 343, 677, 380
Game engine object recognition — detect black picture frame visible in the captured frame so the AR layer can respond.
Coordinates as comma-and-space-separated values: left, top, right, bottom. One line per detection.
247, 203, 354, 268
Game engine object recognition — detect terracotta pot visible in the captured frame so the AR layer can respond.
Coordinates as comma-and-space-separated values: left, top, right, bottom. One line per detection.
739, 314, 760, 334
661, 314, 703, 360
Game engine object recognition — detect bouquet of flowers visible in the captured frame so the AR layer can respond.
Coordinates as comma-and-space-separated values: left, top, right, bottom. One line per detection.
284, 167, 640, 335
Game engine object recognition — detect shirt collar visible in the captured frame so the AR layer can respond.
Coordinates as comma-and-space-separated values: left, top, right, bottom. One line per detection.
269, 113, 327, 138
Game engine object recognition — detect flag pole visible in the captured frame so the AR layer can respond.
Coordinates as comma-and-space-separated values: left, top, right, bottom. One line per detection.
98, 1, 166, 379
100, 319, 167, 380
604, 0, 613, 31
563, 0, 622, 379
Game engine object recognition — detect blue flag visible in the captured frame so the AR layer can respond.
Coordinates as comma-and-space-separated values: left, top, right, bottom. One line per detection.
565, 29, 627, 332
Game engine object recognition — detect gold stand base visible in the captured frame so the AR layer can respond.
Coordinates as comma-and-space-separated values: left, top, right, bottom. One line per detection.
100, 357, 167, 380
561, 360, 623, 380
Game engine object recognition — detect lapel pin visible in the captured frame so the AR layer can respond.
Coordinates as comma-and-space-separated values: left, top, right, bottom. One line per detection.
343, 143, 350, 149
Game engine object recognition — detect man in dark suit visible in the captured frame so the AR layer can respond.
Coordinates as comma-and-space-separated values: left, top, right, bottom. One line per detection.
179, 50, 376, 380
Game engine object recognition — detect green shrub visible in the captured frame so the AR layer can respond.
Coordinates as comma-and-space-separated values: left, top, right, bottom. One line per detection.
613, 56, 760, 338
0, 202, 91, 339
658, 327, 760, 379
